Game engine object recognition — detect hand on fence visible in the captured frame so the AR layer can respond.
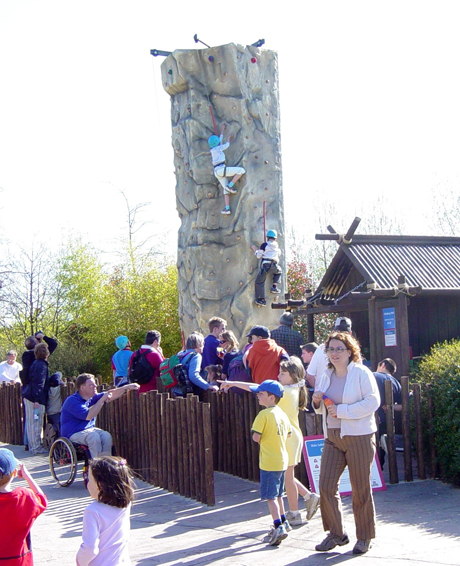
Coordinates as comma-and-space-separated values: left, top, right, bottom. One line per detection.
217, 380, 231, 392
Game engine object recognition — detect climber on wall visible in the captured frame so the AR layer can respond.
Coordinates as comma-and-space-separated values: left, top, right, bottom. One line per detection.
251, 229, 282, 307
208, 124, 246, 216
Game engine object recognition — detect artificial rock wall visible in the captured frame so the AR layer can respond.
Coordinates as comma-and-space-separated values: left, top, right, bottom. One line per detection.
161, 43, 285, 342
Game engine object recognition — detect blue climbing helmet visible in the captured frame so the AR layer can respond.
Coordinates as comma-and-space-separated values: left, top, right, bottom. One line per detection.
208, 135, 220, 149
267, 229, 277, 239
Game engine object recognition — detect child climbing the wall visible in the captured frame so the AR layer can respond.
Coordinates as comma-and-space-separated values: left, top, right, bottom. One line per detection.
208, 124, 246, 216
251, 229, 282, 307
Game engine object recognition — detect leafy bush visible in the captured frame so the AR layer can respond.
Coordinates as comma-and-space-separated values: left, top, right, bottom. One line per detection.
413, 339, 460, 484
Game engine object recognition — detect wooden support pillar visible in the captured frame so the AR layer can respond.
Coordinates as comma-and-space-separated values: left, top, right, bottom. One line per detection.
368, 297, 377, 370
397, 293, 411, 377
307, 313, 315, 342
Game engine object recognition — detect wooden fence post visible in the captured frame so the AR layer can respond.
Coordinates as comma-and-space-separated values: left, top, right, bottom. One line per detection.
412, 383, 426, 480
400, 376, 413, 482
426, 385, 437, 478
384, 380, 398, 484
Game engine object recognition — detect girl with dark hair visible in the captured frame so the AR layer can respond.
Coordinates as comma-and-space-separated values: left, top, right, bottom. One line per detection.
77, 456, 135, 566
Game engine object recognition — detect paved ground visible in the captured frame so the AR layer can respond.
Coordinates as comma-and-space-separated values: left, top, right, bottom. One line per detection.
3, 442, 460, 565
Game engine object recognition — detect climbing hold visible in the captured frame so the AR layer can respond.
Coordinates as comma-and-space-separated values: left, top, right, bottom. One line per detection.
251, 57, 257, 63
266, 80, 270, 84
232, 106, 237, 110
264, 187, 268, 191
264, 160, 269, 164
239, 281, 243, 286
207, 192, 213, 198
226, 258, 230, 262
227, 287, 231, 293
254, 155, 259, 159
168, 69, 173, 75
223, 72, 227, 76
208, 56, 214, 62
239, 320, 243, 324
194, 204, 198, 209
236, 236, 241, 240
210, 272, 215, 277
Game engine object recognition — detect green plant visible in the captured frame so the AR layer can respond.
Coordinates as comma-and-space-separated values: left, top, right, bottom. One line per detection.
413, 339, 460, 484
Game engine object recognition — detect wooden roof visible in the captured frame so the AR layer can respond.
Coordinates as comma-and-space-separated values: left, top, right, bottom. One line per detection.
317, 235, 460, 303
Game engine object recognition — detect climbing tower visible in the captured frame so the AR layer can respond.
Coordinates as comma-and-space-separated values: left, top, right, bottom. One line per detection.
160, 42, 285, 341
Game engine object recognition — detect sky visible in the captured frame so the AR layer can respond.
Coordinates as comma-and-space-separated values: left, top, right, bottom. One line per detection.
1, 1, 459, 261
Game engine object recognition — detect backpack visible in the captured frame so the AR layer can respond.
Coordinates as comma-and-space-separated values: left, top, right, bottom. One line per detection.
159, 352, 195, 396
129, 349, 156, 385
227, 353, 251, 395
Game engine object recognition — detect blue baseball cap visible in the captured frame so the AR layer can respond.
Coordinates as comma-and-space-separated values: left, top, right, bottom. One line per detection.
249, 379, 284, 398
115, 335, 129, 350
0, 448, 18, 477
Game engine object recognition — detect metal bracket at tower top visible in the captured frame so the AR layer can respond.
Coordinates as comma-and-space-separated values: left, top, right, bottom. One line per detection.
150, 49, 172, 57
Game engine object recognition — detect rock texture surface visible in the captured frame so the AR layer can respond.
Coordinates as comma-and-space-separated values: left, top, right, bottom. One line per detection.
161, 43, 285, 341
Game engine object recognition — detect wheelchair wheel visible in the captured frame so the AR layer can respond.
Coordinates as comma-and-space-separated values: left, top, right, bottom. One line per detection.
49, 438, 78, 487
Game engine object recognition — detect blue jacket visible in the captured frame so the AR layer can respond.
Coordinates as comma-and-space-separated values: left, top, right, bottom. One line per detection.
23, 359, 50, 406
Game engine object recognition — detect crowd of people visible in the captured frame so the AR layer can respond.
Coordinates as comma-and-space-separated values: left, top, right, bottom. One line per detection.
0, 312, 401, 562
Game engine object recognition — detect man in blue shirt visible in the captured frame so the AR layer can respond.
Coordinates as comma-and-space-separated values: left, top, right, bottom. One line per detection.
61, 373, 139, 458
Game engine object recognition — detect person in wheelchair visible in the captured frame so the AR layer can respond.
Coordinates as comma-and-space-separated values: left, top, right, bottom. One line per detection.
61, 373, 139, 459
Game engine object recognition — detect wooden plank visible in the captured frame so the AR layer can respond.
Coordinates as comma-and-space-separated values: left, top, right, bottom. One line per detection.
400, 376, 413, 482
426, 386, 437, 478
202, 402, 215, 506
384, 380, 398, 484
186, 395, 197, 499
413, 383, 426, 480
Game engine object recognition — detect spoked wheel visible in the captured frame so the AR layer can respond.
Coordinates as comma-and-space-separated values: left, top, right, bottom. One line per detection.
49, 437, 78, 487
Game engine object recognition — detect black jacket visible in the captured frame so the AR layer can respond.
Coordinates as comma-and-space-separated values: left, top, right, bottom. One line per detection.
20, 335, 57, 387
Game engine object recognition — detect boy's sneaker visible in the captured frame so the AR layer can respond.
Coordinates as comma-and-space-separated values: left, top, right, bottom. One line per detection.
315, 532, 349, 552
266, 524, 288, 546
304, 492, 321, 521
270, 285, 281, 294
283, 519, 292, 532
285, 510, 303, 526
255, 298, 267, 307
353, 539, 372, 554
221, 208, 231, 215
226, 186, 237, 194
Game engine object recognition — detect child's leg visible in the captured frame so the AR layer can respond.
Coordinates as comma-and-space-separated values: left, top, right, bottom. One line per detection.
278, 496, 286, 518
224, 194, 230, 207
294, 476, 311, 498
285, 465, 300, 511
267, 498, 281, 523
225, 166, 245, 188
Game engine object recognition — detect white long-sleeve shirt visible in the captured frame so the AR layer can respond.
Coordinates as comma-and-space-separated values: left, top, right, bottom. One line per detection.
314, 361, 380, 438
77, 501, 131, 566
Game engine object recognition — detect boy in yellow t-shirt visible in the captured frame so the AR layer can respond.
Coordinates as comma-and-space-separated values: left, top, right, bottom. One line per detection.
251, 380, 291, 546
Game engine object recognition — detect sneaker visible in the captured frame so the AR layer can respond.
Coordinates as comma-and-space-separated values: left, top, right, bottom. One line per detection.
32, 447, 49, 455
221, 208, 231, 215
266, 524, 288, 546
255, 298, 267, 307
226, 186, 237, 194
285, 510, 302, 526
353, 539, 372, 555
315, 532, 349, 552
304, 492, 321, 521
270, 286, 281, 294
283, 519, 292, 532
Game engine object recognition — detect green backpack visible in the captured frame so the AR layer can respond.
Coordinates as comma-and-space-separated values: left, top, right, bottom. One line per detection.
159, 352, 195, 395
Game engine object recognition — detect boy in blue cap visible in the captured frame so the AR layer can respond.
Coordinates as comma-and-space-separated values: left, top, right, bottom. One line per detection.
0, 448, 47, 563
250, 380, 292, 546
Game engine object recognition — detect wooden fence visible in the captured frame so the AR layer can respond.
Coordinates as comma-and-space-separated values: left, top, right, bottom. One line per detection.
0, 376, 440, 504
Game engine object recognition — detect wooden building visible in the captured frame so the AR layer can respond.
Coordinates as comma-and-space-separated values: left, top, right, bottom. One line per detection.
294, 228, 460, 375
